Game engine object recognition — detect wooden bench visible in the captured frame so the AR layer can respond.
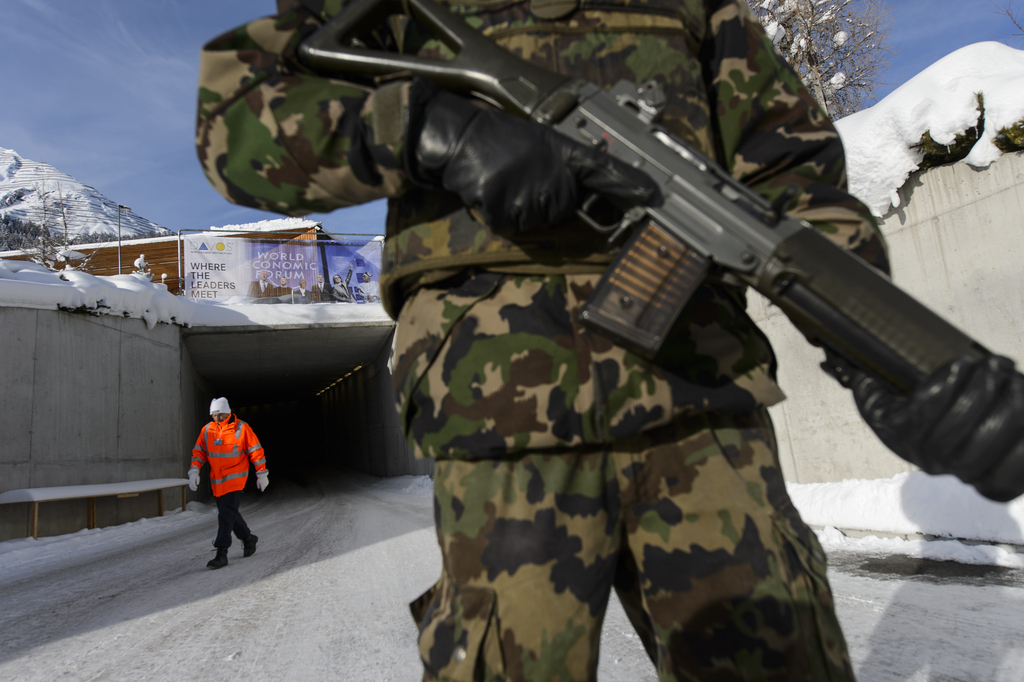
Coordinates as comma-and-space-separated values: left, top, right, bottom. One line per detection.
0, 478, 189, 539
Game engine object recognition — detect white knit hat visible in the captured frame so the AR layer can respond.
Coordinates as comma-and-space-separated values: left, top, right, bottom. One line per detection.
209, 397, 231, 415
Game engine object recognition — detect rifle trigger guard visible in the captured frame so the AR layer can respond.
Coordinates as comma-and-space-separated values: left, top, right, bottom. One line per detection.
576, 199, 647, 244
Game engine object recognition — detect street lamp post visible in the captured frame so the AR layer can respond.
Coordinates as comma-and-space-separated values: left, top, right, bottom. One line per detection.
116, 204, 131, 274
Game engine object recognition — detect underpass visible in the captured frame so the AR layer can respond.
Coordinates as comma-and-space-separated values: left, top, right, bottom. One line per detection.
0, 305, 428, 542
181, 318, 409, 486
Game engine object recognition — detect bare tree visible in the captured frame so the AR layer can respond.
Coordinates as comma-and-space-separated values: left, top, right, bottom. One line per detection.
56, 181, 71, 243
34, 182, 56, 238
992, 1, 1024, 45
28, 181, 95, 272
31, 182, 63, 270
747, 0, 895, 119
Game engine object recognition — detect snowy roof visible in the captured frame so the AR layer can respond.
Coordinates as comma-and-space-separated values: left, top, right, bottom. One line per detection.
208, 217, 321, 232
0, 259, 392, 330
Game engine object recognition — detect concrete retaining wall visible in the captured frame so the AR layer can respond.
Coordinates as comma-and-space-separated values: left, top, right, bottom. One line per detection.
0, 308, 202, 541
751, 151, 1024, 483
180, 342, 219, 503
373, 330, 433, 477
319, 329, 430, 479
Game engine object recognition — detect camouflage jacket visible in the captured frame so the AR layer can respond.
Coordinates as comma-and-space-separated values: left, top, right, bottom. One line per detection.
196, 0, 888, 459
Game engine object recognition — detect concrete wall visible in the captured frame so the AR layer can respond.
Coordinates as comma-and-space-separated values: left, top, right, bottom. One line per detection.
375, 330, 432, 477
0, 308, 201, 540
750, 151, 1024, 483
180, 342, 218, 503
320, 329, 430, 478
0, 306, 421, 540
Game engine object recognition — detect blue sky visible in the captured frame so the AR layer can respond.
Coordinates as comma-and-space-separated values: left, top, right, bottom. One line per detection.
2, 0, 1021, 235
871, 0, 1024, 102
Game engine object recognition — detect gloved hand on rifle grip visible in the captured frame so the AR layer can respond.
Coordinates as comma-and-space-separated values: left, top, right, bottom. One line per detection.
405, 79, 661, 235
822, 351, 1024, 502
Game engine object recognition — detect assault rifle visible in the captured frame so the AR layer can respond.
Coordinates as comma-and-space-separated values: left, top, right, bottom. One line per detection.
299, 0, 987, 394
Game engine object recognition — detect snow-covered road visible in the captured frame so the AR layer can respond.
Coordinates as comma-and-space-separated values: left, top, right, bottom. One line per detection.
0, 471, 443, 680
1, 470, 1022, 681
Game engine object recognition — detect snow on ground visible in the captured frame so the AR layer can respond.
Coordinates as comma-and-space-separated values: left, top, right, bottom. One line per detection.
1, 471, 1021, 682
835, 42, 1024, 216
0, 471, 439, 681
819, 525, 1024, 571
2, 470, 1020, 580
789, 471, 1024, 566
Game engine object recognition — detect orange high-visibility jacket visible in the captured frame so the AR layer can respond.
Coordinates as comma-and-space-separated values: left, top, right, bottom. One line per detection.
191, 414, 266, 497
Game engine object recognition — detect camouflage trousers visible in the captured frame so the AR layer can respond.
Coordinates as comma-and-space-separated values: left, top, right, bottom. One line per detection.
410, 410, 854, 682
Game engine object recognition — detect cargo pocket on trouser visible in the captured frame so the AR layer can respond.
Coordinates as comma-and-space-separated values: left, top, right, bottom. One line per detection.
410, 575, 506, 682
771, 510, 855, 681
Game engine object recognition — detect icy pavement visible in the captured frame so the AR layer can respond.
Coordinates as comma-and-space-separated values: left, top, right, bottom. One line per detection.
1, 470, 1022, 681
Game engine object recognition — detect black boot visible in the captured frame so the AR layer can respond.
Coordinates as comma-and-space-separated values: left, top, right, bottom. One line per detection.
207, 547, 228, 569
243, 534, 258, 558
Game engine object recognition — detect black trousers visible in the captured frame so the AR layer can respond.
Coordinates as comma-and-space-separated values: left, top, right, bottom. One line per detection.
214, 490, 251, 548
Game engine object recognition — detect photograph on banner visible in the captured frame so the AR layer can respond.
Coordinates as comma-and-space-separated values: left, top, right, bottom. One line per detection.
183, 234, 382, 305
323, 240, 382, 304
244, 238, 322, 304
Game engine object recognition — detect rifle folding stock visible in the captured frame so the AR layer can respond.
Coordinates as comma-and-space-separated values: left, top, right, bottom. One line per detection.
299, 0, 988, 394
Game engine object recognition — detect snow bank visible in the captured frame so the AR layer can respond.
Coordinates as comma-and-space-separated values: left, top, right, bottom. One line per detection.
788, 471, 1024, 546
815, 526, 1024, 568
836, 42, 1024, 216
0, 258, 392, 329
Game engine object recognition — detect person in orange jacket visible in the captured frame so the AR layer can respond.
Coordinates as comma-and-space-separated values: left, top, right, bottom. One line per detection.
188, 397, 268, 569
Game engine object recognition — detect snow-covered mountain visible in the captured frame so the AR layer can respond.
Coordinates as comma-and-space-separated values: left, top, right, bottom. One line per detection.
0, 147, 168, 240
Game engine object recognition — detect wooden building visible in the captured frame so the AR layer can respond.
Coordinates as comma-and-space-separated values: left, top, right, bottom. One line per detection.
0, 222, 322, 295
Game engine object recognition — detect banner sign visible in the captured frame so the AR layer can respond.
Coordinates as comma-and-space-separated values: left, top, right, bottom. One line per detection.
183, 235, 382, 305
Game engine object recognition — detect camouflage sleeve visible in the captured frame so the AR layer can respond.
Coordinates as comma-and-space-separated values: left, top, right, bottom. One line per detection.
195, 2, 412, 216
701, 0, 890, 274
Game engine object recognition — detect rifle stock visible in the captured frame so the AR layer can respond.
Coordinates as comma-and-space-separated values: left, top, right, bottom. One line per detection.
299, 0, 988, 394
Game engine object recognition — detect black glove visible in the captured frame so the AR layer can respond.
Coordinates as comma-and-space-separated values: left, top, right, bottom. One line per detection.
405, 80, 661, 235
822, 352, 1024, 502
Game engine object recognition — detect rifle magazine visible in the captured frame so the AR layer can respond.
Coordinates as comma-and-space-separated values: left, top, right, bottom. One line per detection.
579, 221, 708, 358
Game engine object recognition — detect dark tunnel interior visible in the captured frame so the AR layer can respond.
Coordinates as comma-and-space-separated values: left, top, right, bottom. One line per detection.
181, 321, 397, 492
234, 398, 327, 488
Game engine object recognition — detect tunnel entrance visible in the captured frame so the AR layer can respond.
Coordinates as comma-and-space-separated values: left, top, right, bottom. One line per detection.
179, 319, 423, 484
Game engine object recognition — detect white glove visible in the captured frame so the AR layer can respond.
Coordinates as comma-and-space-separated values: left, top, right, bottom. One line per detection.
188, 468, 200, 492
256, 471, 269, 492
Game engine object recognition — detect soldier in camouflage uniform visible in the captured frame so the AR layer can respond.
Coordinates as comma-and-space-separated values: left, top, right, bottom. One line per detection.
195, 0, 1024, 679
195, 1, 875, 679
